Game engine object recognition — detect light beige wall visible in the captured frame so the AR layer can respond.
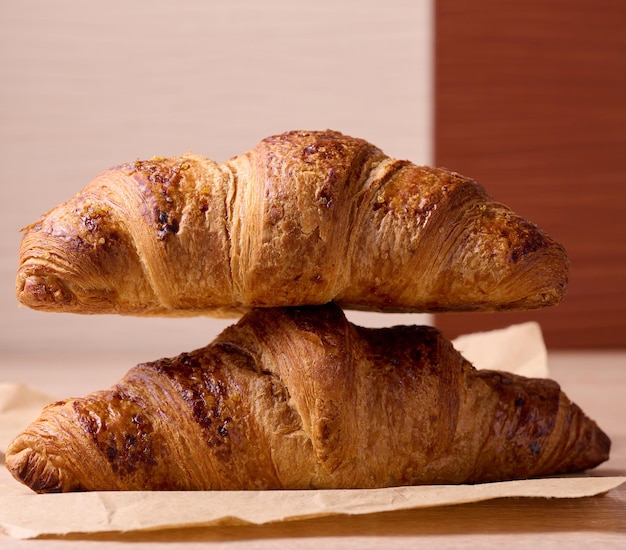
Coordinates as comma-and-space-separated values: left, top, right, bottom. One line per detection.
0, 0, 433, 357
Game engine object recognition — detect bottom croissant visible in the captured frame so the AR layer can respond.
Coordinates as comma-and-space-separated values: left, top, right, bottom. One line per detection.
6, 304, 610, 492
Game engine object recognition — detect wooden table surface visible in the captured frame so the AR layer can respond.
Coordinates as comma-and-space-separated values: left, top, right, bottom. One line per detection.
0, 351, 624, 549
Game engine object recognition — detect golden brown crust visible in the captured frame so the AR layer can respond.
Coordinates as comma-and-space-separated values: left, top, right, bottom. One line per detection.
16, 130, 568, 316
6, 304, 608, 492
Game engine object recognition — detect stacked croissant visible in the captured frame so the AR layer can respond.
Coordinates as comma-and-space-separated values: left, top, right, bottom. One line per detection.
7, 130, 609, 492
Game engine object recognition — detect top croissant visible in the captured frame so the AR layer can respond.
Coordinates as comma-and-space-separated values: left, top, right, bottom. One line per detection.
16, 130, 568, 316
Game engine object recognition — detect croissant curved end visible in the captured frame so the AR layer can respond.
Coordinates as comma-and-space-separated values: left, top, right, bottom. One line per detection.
16, 267, 118, 315
15, 219, 144, 314
448, 207, 571, 312
505, 240, 570, 310
5, 435, 65, 493
18, 273, 72, 307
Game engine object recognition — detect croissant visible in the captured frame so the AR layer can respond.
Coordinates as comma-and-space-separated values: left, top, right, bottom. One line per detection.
17, 130, 568, 316
6, 304, 609, 492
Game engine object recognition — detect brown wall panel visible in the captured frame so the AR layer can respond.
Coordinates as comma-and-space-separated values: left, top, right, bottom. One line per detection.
434, 0, 626, 348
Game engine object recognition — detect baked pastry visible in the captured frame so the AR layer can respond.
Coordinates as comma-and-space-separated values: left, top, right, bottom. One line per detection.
6, 304, 608, 492
16, 130, 568, 316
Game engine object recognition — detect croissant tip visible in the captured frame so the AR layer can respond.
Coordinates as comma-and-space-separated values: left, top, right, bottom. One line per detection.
5, 438, 63, 493
506, 243, 569, 311
16, 274, 72, 309
557, 406, 612, 474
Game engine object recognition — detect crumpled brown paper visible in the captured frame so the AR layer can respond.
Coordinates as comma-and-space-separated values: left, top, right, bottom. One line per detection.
1, 322, 623, 540
1, 476, 624, 540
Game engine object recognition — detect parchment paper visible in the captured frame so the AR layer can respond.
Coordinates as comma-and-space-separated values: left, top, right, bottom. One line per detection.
1, 322, 623, 539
